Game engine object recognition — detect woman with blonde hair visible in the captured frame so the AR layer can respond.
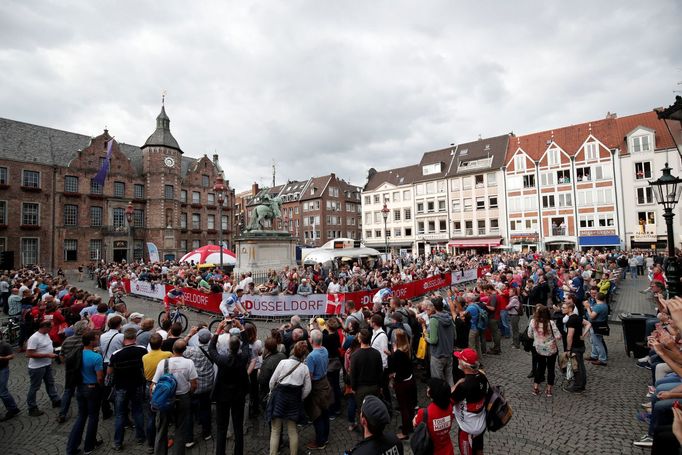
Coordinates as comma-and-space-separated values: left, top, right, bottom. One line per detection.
387, 328, 417, 439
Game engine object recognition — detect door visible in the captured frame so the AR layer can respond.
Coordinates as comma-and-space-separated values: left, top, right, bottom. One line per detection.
113, 249, 127, 263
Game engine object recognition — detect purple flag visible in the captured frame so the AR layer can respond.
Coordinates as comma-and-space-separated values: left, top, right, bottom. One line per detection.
93, 139, 113, 186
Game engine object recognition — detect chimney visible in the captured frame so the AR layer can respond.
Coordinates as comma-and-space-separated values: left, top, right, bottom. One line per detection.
605, 111, 618, 119
252, 182, 259, 195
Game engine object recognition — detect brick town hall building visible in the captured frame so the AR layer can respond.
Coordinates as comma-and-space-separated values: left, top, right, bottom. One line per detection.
0, 105, 235, 270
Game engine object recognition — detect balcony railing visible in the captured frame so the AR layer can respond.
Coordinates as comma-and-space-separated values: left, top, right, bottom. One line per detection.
552, 227, 566, 236
465, 228, 474, 235
477, 228, 486, 235
101, 225, 132, 236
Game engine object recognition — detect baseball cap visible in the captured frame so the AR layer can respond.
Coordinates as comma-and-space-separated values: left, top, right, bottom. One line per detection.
235, 286, 244, 292
198, 330, 212, 344
129, 312, 144, 320
228, 327, 241, 336
454, 348, 479, 365
361, 395, 390, 428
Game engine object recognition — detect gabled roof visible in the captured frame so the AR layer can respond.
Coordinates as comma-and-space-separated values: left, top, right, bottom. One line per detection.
300, 175, 332, 201
279, 179, 309, 197
364, 164, 420, 191
505, 117, 619, 164
614, 111, 680, 154
446, 134, 510, 177
413, 147, 455, 182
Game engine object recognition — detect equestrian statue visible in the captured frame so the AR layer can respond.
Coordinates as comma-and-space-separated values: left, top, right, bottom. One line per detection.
247, 193, 283, 231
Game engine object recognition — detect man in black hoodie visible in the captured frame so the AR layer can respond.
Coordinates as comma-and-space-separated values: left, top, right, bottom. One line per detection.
421, 297, 455, 387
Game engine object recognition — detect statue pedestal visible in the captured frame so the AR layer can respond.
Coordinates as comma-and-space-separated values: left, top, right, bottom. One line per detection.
235, 231, 297, 276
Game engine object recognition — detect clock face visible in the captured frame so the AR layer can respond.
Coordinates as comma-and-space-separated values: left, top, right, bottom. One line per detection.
164, 156, 175, 168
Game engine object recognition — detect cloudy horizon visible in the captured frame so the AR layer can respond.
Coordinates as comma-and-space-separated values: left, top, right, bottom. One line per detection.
1, 0, 680, 190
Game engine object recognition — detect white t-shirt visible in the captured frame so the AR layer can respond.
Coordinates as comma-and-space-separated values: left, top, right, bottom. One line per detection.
27, 331, 54, 369
327, 282, 341, 294
371, 328, 389, 369
153, 356, 198, 396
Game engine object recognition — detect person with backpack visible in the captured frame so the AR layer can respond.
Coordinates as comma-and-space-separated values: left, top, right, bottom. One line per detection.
346, 395, 403, 454
66, 330, 104, 455
421, 298, 455, 387
182, 329, 215, 447
527, 305, 562, 397
109, 327, 148, 451
151, 339, 198, 455
463, 294, 484, 363
387, 329, 417, 440
412, 378, 454, 455
58, 320, 89, 423
142, 333, 171, 453
452, 348, 488, 455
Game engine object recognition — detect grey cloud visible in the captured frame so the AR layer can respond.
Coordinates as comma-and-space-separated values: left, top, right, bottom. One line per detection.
0, 0, 680, 190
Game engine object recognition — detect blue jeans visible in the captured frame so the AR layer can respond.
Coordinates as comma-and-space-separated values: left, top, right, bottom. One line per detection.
66, 385, 101, 455
113, 386, 145, 446
0, 367, 18, 412
648, 381, 682, 436
313, 409, 330, 445
590, 329, 607, 362
143, 386, 156, 450
59, 386, 75, 418
500, 310, 511, 337
630, 266, 638, 279
27, 365, 60, 409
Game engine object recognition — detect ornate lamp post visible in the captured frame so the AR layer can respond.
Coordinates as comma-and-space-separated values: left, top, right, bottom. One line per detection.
213, 174, 226, 270
381, 200, 390, 258
653, 97, 682, 297
649, 164, 682, 297
125, 201, 134, 263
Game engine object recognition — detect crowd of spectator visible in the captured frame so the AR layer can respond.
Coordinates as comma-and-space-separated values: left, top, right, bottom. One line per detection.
0, 247, 681, 454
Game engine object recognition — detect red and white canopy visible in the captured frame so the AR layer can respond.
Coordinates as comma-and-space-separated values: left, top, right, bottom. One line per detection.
179, 245, 237, 266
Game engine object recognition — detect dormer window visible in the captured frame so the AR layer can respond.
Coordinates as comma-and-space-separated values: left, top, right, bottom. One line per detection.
632, 134, 652, 153
422, 163, 442, 176
585, 142, 598, 160
547, 148, 560, 166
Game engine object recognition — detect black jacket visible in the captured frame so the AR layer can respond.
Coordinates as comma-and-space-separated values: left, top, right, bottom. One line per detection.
208, 334, 250, 402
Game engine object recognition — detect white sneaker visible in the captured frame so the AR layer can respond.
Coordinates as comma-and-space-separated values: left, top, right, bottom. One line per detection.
633, 435, 653, 448
638, 356, 650, 363
185, 442, 195, 448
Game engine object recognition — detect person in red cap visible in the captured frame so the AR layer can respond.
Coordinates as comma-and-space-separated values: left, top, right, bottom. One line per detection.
452, 348, 488, 455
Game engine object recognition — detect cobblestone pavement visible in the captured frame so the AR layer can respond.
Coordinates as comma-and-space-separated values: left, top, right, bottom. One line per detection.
0, 276, 654, 454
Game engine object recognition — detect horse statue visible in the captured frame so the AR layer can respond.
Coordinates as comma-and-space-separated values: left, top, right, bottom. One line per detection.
247, 194, 283, 231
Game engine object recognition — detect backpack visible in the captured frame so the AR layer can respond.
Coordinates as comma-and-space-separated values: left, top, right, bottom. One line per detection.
476, 305, 489, 331
485, 379, 513, 431
151, 359, 177, 413
410, 406, 433, 455
64, 345, 84, 388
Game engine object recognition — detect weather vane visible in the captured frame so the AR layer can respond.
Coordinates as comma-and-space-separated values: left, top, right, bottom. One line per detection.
162, 89, 167, 106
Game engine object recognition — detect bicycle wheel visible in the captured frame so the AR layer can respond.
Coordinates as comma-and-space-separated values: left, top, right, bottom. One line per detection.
208, 318, 222, 332
8, 327, 19, 346
176, 313, 189, 333
158, 310, 170, 326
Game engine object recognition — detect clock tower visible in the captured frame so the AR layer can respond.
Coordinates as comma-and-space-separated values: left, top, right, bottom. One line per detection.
141, 103, 183, 260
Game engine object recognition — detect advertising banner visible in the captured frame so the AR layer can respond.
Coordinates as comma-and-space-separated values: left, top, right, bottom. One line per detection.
146, 243, 160, 263
126, 268, 481, 317
128, 279, 167, 300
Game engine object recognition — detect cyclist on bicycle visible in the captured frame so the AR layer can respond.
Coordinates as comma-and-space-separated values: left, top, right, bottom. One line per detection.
219, 286, 249, 318
164, 282, 185, 320
372, 287, 393, 311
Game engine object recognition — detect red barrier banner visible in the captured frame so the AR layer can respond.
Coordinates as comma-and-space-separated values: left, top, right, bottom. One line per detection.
123, 268, 479, 316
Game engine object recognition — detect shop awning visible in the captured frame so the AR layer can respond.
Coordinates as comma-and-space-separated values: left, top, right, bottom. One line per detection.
579, 235, 621, 246
448, 238, 502, 248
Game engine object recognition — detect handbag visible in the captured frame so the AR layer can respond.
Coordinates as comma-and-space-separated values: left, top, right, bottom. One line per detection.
265, 361, 302, 406
416, 335, 427, 360
410, 406, 433, 455
519, 323, 533, 352
592, 321, 610, 336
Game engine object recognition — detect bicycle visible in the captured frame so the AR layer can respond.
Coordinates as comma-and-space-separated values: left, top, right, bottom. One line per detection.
208, 313, 251, 332
158, 306, 189, 333
0, 317, 20, 346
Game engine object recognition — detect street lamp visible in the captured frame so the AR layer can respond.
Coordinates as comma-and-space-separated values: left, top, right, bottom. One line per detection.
381, 200, 390, 258
653, 98, 682, 297
125, 201, 134, 263
213, 174, 226, 271
649, 164, 682, 297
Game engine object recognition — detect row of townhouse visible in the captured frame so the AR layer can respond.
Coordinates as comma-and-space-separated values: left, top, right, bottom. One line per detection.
362, 109, 682, 255
235, 174, 363, 247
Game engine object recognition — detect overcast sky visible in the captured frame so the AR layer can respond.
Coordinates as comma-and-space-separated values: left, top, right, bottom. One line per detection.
1, 1, 680, 190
